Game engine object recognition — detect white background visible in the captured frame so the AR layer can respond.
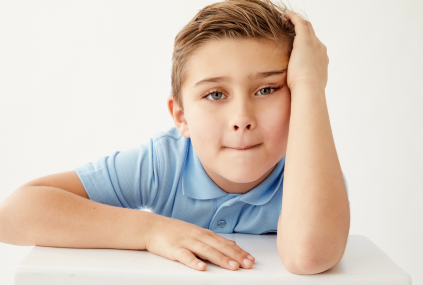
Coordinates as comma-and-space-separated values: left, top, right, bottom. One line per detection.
0, 0, 422, 284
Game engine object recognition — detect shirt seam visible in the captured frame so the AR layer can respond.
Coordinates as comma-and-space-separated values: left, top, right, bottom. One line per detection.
107, 153, 129, 208
85, 164, 110, 205
150, 138, 162, 209
153, 132, 182, 143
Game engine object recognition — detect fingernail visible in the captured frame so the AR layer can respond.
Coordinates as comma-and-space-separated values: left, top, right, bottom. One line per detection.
243, 258, 252, 266
247, 255, 254, 261
198, 262, 206, 268
229, 260, 238, 268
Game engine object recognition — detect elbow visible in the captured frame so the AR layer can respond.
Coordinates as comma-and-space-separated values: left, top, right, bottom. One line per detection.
278, 242, 343, 275
281, 254, 340, 275
0, 187, 32, 245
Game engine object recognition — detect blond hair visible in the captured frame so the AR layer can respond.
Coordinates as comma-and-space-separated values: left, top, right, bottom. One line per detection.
171, 0, 300, 110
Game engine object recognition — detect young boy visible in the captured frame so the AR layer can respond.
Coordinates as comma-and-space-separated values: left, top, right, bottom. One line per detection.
0, 0, 350, 275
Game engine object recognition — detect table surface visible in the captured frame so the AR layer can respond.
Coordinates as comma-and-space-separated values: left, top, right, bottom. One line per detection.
14, 234, 411, 285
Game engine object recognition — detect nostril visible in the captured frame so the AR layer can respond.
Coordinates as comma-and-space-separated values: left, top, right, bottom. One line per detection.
234, 125, 239, 131
246, 124, 251, 130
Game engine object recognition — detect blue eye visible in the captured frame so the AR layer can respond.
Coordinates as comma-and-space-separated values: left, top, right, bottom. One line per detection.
257, 87, 275, 95
205, 92, 227, 101
202, 85, 281, 102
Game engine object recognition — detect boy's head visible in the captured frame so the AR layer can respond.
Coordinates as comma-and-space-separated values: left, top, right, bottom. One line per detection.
167, 0, 297, 189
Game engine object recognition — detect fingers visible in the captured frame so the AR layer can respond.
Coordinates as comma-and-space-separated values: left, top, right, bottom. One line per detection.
284, 11, 316, 39
206, 233, 255, 269
305, 20, 327, 51
284, 11, 309, 38
189, 240, 242, 271
177, 247, 208, 271
306, 21, 316, 37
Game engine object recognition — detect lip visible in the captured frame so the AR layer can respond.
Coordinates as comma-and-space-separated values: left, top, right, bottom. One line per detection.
230, 143, 261, 150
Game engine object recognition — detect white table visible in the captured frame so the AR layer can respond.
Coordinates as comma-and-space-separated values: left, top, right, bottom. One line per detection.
14, 234, 411, 285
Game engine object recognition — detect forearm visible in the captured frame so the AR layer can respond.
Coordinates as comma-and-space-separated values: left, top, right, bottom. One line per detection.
277, 86, 350, 274
0, 186, 156, 250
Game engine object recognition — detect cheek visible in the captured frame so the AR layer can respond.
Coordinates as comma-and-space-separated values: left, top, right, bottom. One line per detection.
260, 91, 291, 150
186, 105, 224, 149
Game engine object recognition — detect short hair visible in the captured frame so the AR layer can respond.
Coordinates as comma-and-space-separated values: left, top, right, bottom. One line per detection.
171, 0, 300, 110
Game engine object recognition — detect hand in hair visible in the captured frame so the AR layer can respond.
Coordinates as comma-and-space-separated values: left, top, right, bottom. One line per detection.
145, 215, 255, 271
284, 11, 329, 94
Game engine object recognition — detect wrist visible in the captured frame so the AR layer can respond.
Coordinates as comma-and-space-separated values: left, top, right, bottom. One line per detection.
290, 82, 325, 97
135, 210, 161, 250
290, 84, 326, 102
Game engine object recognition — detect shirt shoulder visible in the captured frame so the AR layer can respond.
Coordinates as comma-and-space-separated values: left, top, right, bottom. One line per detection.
151, 127, 189, 168
74, 127, 189, 211
152, 126, 183, 142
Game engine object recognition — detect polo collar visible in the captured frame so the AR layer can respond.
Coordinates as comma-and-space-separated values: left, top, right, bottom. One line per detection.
181, 138, 285, 205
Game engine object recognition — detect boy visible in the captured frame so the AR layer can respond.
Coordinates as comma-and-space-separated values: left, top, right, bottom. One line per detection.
0, 0, 350, 275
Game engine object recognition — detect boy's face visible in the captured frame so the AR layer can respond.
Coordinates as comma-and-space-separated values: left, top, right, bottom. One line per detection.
168, 37, 290, 191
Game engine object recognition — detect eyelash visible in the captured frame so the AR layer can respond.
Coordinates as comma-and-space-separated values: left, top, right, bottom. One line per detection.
201, 85, 282, 102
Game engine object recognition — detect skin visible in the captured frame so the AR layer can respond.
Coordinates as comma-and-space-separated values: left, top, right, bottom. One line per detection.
166, 11, 350, 274
0, 10, 348, 275
168, 37, 291, 194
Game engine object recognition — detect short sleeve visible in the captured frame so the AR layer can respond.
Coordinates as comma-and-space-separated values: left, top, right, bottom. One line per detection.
74, 138, 160, 210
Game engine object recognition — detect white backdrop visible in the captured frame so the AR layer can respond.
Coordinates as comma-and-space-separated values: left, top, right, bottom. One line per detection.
0, 0, 422, 284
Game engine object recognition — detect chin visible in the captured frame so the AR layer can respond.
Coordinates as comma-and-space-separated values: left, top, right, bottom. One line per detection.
223, 168, 266, 184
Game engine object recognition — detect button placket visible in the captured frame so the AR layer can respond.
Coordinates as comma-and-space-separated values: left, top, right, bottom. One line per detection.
210, 195, 242, 232
217, 220, 226, 228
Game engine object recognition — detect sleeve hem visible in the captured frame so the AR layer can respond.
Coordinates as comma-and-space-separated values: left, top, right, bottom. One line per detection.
74, 165, 108, 205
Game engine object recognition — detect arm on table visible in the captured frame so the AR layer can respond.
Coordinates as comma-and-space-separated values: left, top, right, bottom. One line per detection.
0, 171, 255, 271
0, 171, 155, 249
277, 87, 350, 275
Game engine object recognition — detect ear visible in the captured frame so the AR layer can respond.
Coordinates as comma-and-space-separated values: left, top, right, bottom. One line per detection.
167, 95, 190, 138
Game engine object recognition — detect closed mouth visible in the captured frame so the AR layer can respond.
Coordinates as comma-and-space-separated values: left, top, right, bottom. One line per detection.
231, 143, 261, 150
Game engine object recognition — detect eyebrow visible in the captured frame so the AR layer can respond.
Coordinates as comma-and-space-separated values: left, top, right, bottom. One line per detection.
193, 69, 287, 88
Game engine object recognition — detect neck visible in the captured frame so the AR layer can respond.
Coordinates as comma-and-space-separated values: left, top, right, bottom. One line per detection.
202, 163, 276, 194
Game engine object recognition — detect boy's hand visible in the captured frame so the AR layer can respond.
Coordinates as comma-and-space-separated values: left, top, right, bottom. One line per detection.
145, 215, 255, 271
284, 11, 329, 93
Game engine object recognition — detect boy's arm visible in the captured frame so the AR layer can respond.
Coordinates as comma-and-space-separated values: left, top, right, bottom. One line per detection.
277, 12, 350, 274
0, 171, 255, 271
0, 173, 156, 249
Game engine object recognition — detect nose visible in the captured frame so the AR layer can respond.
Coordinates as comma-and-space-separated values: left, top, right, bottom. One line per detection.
233, 118, 252, 131
229, 99, 256, 132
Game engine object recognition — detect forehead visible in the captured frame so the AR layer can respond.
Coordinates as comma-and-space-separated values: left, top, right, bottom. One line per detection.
183, 37, 289, 88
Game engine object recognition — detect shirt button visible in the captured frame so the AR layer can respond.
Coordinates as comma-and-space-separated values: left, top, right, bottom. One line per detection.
217, 220, 226, 228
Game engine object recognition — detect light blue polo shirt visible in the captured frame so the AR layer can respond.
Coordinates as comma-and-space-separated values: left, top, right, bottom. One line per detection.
74, 127, 349, 234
